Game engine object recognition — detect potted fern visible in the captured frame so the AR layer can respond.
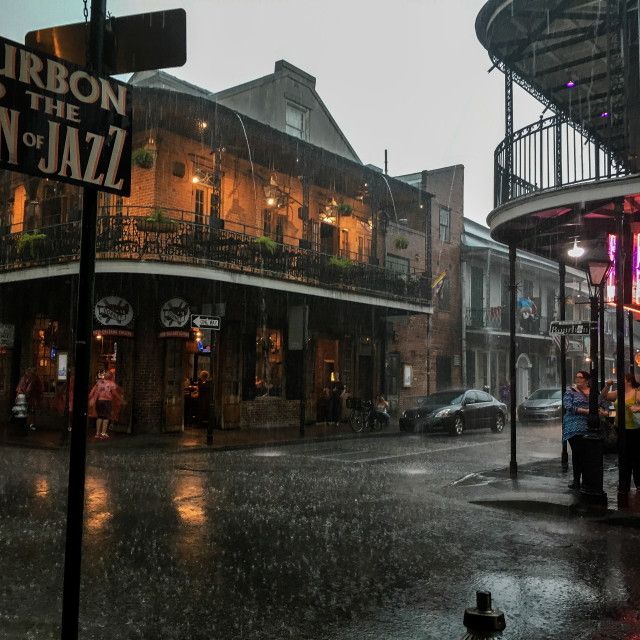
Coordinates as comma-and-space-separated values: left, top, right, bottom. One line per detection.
337, 203, 353, 216
254, 235, 277, 255
16, 230, 47, 258
136, 209, 177, 233
328, 255, 353, 269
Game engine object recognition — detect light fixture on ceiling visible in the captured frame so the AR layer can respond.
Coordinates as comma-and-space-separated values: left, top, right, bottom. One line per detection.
568, 239, 585, 258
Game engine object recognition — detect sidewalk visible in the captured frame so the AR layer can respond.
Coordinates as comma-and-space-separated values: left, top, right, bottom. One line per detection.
0, 420, 402, 451
452, 453, 640, 524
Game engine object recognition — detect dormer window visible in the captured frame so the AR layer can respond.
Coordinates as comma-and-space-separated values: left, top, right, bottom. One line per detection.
286, 102, 308, 140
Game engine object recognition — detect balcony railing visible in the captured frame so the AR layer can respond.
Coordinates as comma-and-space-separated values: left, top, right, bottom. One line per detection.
494, 115, 628, 208
0, 216, 430, 305
465, 307, 550, 335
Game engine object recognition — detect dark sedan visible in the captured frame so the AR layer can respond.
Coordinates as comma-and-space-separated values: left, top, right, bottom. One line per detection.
517, 388, 562, 424
399, 389, 507, 436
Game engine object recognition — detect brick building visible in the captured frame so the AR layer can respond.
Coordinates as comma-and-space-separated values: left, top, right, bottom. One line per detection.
0, 66, 432, 433
392, 165, 464, 413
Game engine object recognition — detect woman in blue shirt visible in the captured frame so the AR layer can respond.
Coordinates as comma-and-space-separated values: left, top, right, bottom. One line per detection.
562, 370, 591, 490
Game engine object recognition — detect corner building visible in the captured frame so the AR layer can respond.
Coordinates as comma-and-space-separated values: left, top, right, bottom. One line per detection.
0, 67, 432, 433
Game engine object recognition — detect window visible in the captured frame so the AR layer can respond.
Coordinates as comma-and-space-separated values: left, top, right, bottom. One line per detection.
195, 189, 205, 225
341, 229, 349, 258
439, 207, 450, 242
255, 328, 283, 396
286, 102, 308, 140
386, 254, 410, 278
357, 237, 365, 263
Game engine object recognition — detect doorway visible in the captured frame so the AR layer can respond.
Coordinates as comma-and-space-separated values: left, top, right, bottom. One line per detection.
320, 223, 338, 255
91, 333, 134, 433
163, 338, 188, 432
516, 353, 532, 405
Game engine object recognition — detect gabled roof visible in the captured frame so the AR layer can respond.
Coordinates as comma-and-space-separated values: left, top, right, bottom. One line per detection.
129, 61, 361, 163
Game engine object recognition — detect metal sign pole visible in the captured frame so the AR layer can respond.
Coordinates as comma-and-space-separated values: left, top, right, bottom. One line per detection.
60, 2, 106, 638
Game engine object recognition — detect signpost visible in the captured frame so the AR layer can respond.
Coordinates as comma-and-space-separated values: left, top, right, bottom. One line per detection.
549, 320, 595, 335
0, 35, 132, 194
26, 8, 186, 76
4, 4, 186, 639
191, 314, 221, 330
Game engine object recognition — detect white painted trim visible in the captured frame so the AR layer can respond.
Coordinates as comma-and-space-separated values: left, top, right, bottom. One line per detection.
0, 260, 432, 314
488, 174, 640, 231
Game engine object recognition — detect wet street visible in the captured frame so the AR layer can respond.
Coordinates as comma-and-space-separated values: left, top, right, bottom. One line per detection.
2, 424, 640, 639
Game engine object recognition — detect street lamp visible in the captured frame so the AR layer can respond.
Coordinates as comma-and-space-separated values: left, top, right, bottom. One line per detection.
580, 250, 611, 505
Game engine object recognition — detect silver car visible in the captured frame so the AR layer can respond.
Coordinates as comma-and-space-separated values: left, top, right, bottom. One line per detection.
517, 388, 562, 424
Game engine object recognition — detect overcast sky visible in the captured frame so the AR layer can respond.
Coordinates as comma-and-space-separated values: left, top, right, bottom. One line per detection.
6, 0, 542, 225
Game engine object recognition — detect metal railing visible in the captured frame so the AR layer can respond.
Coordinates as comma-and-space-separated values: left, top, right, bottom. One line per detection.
0, 215, 430, 304
465, 307, 550, 335
494, 115, 628, 208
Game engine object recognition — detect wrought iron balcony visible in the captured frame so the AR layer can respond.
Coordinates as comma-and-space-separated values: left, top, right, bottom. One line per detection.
494, 115, 628, 208
465, 306, 550, 336
0, 215, 430, 305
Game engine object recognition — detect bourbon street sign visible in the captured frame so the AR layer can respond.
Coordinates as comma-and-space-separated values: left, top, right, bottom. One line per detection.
549, 320, 595, 335
0, 35, 131, 195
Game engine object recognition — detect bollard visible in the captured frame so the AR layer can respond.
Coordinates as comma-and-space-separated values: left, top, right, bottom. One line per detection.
461, 591, 505, 639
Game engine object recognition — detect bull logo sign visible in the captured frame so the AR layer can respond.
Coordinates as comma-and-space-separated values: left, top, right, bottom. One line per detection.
0, 35, 131, 195
160, 297, 190, 328
94, 296, 134, 326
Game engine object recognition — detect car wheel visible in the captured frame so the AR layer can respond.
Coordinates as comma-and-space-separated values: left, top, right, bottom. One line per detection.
492, 413, 505, 433
450, 415, 464, 436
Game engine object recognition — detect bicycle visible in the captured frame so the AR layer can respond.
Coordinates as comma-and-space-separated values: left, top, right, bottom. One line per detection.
346, 398, 386, 433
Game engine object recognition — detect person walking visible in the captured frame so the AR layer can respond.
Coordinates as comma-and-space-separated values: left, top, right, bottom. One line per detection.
562, 370, 591, 490
16, 367, 43, 431
601, 373, 640, 493
88, 371, 122, 440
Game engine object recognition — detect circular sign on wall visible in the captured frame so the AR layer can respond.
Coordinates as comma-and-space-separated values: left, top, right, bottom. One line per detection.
635, 351, 640, 367
160, 298, 190, 328
94, 296, 134, 326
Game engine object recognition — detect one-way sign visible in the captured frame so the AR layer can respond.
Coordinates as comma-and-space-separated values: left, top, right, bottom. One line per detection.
549, 320, 594, 335
191, 315, 221, 330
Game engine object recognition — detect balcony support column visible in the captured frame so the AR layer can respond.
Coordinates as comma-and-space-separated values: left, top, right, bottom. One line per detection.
554, 117, 562, 188
509, 243, 517, 478
560, 262, 568, 471
615, 198, 627, 497
504, 69, 514, 203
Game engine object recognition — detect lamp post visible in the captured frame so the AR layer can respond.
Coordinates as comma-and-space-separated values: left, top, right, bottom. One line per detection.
580, 254, 611, 505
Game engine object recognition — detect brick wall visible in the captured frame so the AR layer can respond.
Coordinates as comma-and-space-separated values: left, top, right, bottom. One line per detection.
241, 396, 300, 428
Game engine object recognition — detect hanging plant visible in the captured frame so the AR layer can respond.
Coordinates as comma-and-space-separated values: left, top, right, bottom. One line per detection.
337, 203, 353, 216
255, 235, 277, 254
16, 231, 47, 257
394, 236, 409, 250
131, 148, 155, 169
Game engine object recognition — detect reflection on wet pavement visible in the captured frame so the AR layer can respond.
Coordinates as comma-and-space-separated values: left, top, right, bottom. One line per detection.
2, 429, 640, 639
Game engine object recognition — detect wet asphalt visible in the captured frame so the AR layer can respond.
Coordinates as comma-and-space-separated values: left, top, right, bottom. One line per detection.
2, 423, 640, 639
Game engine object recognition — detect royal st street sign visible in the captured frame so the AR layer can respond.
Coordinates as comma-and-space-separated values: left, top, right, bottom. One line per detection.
0, 35, 131, 195
549, 320, 595, 335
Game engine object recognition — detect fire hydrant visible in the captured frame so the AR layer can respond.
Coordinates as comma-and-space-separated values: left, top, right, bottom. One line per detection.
462, 591, 506, 639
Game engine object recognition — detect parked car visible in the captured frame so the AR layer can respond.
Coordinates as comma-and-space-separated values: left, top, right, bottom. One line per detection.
517, 388, 562, 424
399, 389, 507, 436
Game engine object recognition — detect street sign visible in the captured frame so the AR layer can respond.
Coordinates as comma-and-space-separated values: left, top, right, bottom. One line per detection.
549, 320, 594, 335
191, 314, 221, 330
0, 35, 132, 195
26, 9, 187, 76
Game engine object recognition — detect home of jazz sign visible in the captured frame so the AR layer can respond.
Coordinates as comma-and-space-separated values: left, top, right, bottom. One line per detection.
0, 35, 131, 195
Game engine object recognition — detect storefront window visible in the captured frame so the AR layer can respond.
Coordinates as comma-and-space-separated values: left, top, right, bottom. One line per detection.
255, 328, 283, 396
33, 317, 58, 394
